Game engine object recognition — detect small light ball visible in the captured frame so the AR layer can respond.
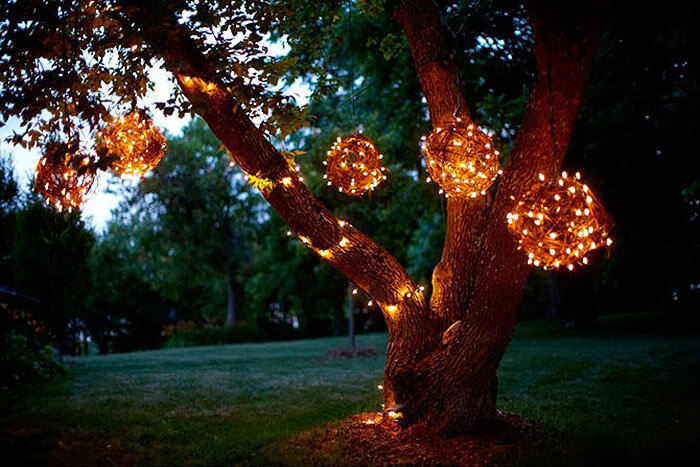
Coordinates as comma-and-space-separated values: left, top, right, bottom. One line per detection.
325, 134, 388, 196
506, 172, 613, 270
99, 110, 167, 177
35, 141, 96, 213
423, 119, 500, 198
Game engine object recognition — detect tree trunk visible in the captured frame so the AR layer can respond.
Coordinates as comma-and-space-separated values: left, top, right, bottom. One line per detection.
224, 274, 236, 327
347, 281, 355, 349
546, 272, 562, 320
119, 0, 606, 436
388, 0, 606, 434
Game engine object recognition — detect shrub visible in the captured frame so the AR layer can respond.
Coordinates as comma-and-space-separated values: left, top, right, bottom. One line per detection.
0, 334, 65, 392
164, 321, 267, 348
1, 302, 66, 393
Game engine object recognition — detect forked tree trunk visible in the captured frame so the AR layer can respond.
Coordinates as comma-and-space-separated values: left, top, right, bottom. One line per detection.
119, 0, 606, 435
385, 0, 606, 434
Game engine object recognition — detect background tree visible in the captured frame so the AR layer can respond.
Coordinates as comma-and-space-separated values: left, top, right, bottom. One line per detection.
86, 219, 171, 353
97, 119, 263, 328
0, 156, 20, 285
11, 192, 94, 355
134, 119, 262, 326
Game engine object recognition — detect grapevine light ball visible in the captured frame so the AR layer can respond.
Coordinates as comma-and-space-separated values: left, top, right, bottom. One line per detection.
35, 141, 96, 213
506, 171, 613, 271
323, 134, 388, 196
99, 110, 167, 177
422, 117, 501, 198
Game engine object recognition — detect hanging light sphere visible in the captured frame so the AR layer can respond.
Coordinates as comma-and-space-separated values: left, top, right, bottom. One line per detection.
422, 118, 501, 198
506, 171, 613, 271
34, 141, 96, 213
323, 134, 388, 196
99, 110, 167, 177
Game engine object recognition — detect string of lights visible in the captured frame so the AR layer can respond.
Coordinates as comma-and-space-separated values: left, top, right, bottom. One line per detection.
507, 171, 613, 271
323, 134, 388, 196
34, 141, 96, 213
99, 110, 167, 178
422, 118, 501, 199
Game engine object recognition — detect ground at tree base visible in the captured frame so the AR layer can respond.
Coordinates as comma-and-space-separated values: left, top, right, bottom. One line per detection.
267, 410, 545, 465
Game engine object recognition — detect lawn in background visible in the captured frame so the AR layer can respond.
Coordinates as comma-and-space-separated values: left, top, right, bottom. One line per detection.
1, 313, 698, 465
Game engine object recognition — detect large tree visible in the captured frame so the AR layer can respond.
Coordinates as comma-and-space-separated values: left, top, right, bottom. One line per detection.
0, 0, 607, 433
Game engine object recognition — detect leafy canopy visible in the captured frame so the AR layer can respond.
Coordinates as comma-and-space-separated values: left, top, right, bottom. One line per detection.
0, 0, 353, 148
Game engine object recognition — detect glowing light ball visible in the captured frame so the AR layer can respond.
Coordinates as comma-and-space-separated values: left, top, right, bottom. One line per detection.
99, 110, 167, 177
506, 171, 613, 271
422, 118, 500, 198
323, 134, 388, 196
35, 142, 96, 213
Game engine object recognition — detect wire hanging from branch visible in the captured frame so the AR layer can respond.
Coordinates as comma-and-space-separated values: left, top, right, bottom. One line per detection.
323, 1, 388, 197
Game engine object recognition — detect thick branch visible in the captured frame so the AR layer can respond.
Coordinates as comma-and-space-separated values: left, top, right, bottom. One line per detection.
114, 3, 436, 358
394, 0, 469, 125
394, 0, 606, 432
470, 0, 607, 315
396, 0, 488, 332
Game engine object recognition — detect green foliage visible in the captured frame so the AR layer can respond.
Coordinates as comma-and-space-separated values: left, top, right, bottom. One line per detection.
10, 192, 94, 354
564, 0, 700, 312
163, 321, 266, 348
0, 156, 19, 285
245, 215, 341, 337
97, 118, 264, 331
85, 222, 171, 353
0, 155, 18, 215
0, 335, 65, 393
1, 298, 65, 392
0, 0, 321, 147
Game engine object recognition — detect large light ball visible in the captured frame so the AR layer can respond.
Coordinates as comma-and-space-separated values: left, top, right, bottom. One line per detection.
35, 141, 96, 213
99, 110, 167, 177
506, 171, 613, 271
422, 118, 500, 198
323, 134, 388, 196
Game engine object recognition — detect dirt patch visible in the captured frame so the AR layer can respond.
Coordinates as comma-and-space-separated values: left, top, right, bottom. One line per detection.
273, 410, 544, 465
319, 346, 381, 361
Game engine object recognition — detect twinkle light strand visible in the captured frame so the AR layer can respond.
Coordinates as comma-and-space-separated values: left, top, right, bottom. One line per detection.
323, 134, 388, 196
99, 110, 167, 177
285, 216, 425, 319
507, 171, 613, 271
422, 117, 501, 199
34, 141, 96, 213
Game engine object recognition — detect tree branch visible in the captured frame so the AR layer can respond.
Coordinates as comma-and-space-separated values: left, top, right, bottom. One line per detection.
470, 0, 608, 321
395, 0, 489, 332
394, 0, 607, 431
113, 2, 434, 348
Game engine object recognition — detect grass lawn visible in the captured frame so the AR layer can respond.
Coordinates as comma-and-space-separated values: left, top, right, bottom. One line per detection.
1, 313, 699, 465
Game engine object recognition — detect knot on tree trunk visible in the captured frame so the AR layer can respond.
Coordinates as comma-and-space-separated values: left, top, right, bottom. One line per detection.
441, 320, 462, 346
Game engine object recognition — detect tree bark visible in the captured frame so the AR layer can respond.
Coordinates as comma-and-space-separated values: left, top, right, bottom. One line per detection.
117, 0, 606, 435
392, 0, 606, 434
225, 274, 236, 327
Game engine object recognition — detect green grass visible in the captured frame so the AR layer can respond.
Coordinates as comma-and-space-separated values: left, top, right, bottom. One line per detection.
1, 314, 699, 465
